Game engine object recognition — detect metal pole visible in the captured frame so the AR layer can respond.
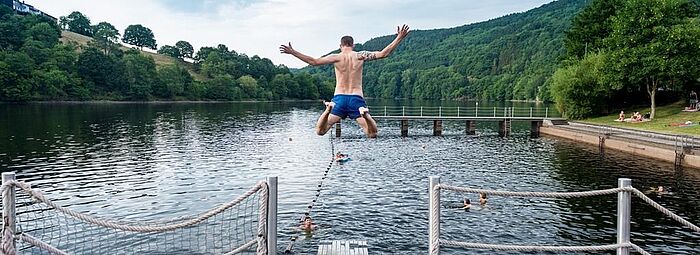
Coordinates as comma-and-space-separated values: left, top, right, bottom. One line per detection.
421, 107, 423, 117
403, 106, 405, 117
439, 107, 442, 117
617, 178, 631, 255
530, 107, 533, 118
266, 177, 278, 255
546, 108, 549, 118
475, 106, 478, 117
2, 172, 16, 254
493, 107, 496, 117
429, 176, 441, 255
384, 106, 387, 117
457, 107, 460, 117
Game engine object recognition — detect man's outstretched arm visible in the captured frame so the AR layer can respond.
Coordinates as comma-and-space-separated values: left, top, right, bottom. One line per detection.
280, 43, 338, 66
359, 24, 410, 61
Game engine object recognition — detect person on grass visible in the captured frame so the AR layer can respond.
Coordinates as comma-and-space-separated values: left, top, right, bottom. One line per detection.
280, 25, 410, 138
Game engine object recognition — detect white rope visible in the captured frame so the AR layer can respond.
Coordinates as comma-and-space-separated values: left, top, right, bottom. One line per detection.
256, 182, 268, 255
1, 180, 15, 255
1, 180, 265, 233
630, 243, 653, 255
223, 239, 257, 255
437, 184, 629, 198
629, 188, 700, 233
16, 233, 69, 255
440, 240, 652, 253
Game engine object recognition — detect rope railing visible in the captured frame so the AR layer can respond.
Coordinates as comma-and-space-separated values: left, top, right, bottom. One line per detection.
369, 106, 561, 118
428, 176, 700, 255
1, 173, 278, 255
440, 240, 651, 255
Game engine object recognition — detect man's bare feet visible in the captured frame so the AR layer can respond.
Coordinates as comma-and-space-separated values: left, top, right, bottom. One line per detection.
324, 101, 335, 110
359, 107, 369, 116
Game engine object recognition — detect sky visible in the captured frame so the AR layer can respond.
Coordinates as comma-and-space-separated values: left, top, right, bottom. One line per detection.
31, 0, 554, 68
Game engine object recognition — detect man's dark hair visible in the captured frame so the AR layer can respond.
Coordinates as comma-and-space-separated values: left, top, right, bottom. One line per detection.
341, 36, 354, 47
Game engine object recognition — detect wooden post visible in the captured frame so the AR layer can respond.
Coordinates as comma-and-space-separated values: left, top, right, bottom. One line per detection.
433, 120, 443, 136
498, 120, 506, 137
530, 121, 542, 138
401, 119, 409, 137
335, 123, 341, 138
466, 120, 476, 135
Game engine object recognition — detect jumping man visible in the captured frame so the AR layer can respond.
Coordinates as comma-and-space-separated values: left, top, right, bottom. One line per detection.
280, 25, 410, 138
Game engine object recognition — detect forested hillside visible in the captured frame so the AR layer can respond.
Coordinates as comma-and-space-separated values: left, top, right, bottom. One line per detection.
0, 6, 333, 102
304, 0, 588, 101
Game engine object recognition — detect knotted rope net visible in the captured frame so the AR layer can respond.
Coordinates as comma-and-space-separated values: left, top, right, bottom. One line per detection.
1, 180, 269, 255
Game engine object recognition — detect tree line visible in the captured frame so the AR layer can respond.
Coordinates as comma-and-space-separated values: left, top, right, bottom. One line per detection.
1, 8, 333, 101
551, 0, 700, 119
304, 0, 589, 102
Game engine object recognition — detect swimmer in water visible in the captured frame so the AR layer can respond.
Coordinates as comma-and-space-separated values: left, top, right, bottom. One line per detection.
301, 216, 315, 231
463, 198, 471, 210
479, 193, 488, 206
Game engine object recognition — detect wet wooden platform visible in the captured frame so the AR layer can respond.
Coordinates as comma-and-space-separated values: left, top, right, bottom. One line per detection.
317, 240, 368, 255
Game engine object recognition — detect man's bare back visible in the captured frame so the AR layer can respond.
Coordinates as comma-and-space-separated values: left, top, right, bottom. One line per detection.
280, 25, 410, 138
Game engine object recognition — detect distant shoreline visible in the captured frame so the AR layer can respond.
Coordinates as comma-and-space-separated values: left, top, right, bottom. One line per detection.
0, 99, 324, 104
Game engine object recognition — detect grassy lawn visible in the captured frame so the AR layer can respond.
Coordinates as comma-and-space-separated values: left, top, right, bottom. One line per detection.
60, 31, 205, 81
582, 101, 700, 136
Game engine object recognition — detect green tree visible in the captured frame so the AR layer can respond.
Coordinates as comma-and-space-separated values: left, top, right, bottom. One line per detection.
123, 53, 158, 99
155, 65, 192, 99
91, 22, 120, 54
27, 23, 60, 48
61, 11, 92, 36
122, 24, 157, 50
157, 45, 181, 59
605, 0, 700, 119
551, 52, 611, 119
175, 41, 194, 59
564, 0, 621, 58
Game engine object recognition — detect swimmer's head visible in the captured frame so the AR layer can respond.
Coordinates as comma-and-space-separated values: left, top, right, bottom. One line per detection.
658, 186, 664, 192
480, 193, 487, 199
341, 36, 354, 48
463, 198, 471, 205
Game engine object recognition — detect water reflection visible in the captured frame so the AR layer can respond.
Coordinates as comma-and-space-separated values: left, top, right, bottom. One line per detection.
0, 102, 697, 254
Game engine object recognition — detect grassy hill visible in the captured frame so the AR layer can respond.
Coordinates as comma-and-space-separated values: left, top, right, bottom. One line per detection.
60, 30, 204, 80
304, 0, 588, 101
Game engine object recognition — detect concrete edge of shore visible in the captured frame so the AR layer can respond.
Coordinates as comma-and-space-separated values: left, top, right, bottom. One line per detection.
540, 124, 700, 169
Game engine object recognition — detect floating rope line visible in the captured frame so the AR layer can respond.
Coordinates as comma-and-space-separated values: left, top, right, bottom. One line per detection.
284, 131, 337, 254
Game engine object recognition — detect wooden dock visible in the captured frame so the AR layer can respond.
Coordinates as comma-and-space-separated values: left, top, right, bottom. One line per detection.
333, 106, 566, 138
317, 240, 368, 255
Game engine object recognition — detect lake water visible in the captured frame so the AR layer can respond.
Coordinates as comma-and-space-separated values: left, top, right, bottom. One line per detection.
0, 102, 698, 254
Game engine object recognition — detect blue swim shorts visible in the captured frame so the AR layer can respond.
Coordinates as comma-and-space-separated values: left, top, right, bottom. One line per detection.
331, 94, 367, 120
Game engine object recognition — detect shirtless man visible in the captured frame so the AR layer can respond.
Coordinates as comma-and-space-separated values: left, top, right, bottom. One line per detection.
280, 25, 410, 138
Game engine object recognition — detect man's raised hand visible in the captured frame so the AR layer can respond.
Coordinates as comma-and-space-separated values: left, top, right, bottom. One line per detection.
397, 24, 410, 39
279, 42, 295, 54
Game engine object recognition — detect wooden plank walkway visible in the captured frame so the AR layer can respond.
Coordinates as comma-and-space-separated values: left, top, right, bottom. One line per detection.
317, 240, 368, 255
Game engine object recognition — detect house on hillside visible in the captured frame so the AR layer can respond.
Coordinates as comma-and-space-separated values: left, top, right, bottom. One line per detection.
0, 0, 56, 21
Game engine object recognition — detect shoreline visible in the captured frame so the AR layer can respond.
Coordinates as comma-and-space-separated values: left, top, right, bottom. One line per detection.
0, 99, 325, 104
541, 123, 700, 169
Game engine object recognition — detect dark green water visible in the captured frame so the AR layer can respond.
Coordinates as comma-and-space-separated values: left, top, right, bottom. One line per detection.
0, 102, 698, 254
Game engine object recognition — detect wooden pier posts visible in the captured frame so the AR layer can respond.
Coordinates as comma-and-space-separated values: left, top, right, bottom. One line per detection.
335, 123, 341, 138
401, 120, 409, 137
530, 121, 542, 138
498, 119, 515, 137
433, 120, 442, 136
466, 120, 476, 135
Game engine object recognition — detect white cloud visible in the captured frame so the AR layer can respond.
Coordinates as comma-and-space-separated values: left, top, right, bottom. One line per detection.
30, 0, 553, 68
